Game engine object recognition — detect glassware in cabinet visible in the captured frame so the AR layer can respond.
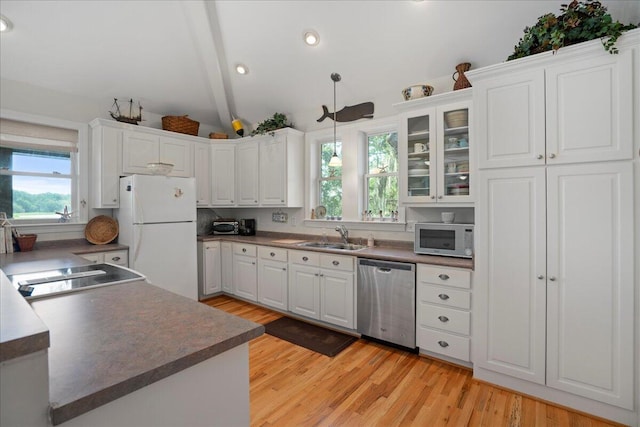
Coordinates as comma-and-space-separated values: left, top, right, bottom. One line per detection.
441, 107, 470, 198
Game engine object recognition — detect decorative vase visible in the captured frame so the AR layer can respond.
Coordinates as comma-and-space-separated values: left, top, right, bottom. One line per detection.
452, 62, 472, 91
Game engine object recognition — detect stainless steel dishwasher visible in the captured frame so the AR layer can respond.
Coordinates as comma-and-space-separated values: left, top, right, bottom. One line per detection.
357, 258, 416, 349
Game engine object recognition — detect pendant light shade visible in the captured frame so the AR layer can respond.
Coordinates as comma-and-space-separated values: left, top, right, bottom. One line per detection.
329, 72, 342, 168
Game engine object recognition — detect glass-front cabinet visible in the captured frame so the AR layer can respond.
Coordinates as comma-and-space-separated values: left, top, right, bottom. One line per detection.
396, 90, 472, 204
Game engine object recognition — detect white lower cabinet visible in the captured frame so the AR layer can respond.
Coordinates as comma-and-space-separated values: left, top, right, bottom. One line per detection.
78, 249, 128, 267
416, 264, 471, 363
257, 247, 288, 310
232, 243, 257, 301
220, 242, 233, 294
288, 250, 355, 329
197, 241, 221, 297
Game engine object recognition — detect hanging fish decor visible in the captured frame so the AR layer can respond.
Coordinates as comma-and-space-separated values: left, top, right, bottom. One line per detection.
316, 102, 374, 123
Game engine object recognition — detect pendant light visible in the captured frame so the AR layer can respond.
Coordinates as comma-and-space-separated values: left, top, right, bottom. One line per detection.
328, 72, 342, 168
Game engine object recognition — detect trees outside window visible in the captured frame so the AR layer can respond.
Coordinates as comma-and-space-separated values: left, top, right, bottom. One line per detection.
365, 132, 398, 218
318, 141, 342, 218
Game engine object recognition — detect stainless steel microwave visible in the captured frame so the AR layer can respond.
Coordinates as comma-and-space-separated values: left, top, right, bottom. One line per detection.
414, 223, 474, 258
212, 220, 238, 235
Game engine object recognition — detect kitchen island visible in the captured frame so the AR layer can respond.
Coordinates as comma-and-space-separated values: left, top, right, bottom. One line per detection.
0, 250, 263, 426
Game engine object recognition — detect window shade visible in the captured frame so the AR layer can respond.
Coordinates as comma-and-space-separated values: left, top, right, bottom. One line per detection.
0, 118, 78, 153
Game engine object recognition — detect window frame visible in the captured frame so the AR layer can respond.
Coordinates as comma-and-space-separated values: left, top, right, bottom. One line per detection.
363, 130, 399, 219
317, 139, 342, 218
0, 109, 89, 227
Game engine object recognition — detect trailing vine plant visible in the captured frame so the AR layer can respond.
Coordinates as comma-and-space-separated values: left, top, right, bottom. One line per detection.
251, 113, 293, 136
508, 0, 637, 60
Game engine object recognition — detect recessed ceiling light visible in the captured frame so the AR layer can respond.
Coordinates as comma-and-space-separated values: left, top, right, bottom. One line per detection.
235, 64, 249, 75
0, 15, 13, 32
303, 30, 320, 46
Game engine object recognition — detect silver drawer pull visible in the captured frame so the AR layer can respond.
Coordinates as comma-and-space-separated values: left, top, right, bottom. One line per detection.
332, 260, 339, 266
242, 248, 247, 253
111, 256, 121, 261
302, 256, 309, 261
438, 274, 449, 280
270, 252, 275, 257
438, 294, 450, 300
438, 340, 449, 348
438, 315, 449, 323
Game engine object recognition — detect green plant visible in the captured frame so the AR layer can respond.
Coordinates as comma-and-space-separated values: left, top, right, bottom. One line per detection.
251, 113, 292, 136
508, 0, 637, 60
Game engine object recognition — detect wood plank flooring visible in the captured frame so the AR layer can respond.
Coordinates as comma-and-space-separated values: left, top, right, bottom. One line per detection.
204, 296, 620, 427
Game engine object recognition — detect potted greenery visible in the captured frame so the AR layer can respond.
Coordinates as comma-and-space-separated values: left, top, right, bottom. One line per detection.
508, 0, 637, 60
251, 113, 293, 136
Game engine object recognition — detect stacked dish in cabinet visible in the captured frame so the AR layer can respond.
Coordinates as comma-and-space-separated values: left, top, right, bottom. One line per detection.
406, 115, 431, 197
442, 109, 470, 196
416, 263, 472, 366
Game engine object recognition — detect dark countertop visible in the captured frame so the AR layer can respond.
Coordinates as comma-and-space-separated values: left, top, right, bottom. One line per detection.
31, 281, 263, 425
198, 232, 474, 270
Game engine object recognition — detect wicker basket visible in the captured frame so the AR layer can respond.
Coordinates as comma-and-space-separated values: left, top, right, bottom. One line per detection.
85, 215, 119, 245
16, 234, 37, 252
161, 115, 200, 136
209, 132, 228, 139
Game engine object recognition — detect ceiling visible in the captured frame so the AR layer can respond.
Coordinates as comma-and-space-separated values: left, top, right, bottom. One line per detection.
1, 1, 639, 135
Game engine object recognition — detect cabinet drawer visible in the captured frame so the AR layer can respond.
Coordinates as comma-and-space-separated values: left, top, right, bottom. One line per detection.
418, 283, 470, 310
418, 303, 470, 335
233, 243, 257, 257
105, 250, 128, 266
79, 253, 103, 264
258, 246, 287, 262
417, 264, 471, 289
417, 327, 470, 362
289, 250, 320, 267
320, 254, 354, 272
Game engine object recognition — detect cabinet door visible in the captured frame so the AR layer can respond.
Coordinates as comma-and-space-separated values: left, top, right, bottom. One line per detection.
122, 131, 160, 174
236, 142, 259, 205
91, 126, 122, 208
474, 70, 546, 169
288, 264, 320, 319
258, 259, 288, 310
437, 101, 472, 202
210, 144, 235, 206
399, 107, 436, 203
203, 242, 222, 295
320, 269, 354, 329
259, 136, 286, 205
546, 51, 633, 164
546, 162, 633, 409
233, 254, 257, 301
220, 242, 233, 294
160, 136, 193, 177
194, 143, 211, 206
473, 167, 547, 384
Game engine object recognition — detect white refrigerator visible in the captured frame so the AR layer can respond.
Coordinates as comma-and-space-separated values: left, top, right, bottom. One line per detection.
116, 175, 197, 300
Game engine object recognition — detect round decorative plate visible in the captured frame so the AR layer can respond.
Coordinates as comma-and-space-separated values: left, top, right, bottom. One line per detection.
85, 215, 119, 245
315, 205, 327, 219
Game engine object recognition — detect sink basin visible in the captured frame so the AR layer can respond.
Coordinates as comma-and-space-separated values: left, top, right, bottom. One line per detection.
297, 242, 367, 251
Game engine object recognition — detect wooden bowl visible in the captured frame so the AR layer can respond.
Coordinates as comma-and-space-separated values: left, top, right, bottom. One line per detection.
85, 216, 119, 245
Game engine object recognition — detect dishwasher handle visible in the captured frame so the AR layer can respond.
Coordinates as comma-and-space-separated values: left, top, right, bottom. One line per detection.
358, 258, 415, 272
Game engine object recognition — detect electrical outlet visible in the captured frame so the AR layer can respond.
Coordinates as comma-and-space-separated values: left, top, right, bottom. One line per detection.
272, 212, 288, 223
291, 216, 297, 226
406, 221, 417, 232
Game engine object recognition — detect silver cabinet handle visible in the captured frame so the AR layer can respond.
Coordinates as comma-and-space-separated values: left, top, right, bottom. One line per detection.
537, 275, 544, 280
302, 256, 309, 261
251, 261, 256, 265
242, 248, 247, 253
438, 341, 449, 348
549, 276, 557, 281
270, 252, 275, 257
430, 195, 435, 199
438, 195, 443, 199
438, 293, 450, 300
536, 154, 543, 160
332, 260, 339, 266
111, 256, 121, 261
438, 274, 449, 280
113, 198, 117, 202
282, 267, 286, 271
314, 273, 319, 277
319, 273, 324, 277
549, 153, 556, 159
438, 315, 449, 323
231, 200, 234, 203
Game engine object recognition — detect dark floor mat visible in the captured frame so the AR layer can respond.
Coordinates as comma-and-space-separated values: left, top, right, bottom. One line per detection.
264, 316, 357, 357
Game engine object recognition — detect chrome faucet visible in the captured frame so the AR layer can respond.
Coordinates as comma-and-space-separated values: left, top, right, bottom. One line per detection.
335, 225, 349, 244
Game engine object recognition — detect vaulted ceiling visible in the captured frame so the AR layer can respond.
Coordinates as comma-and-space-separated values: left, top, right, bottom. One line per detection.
1, 1, 638, 135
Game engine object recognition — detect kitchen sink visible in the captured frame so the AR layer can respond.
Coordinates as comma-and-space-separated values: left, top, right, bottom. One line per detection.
297, 242, 367, 251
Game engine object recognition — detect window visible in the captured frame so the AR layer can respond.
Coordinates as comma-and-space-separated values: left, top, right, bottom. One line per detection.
0, 118, 78, 221
365, 131, 398, 218
318, 141, 342, 218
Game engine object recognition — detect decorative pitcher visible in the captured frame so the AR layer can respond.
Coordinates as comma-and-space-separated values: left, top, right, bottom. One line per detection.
452, 62, 472, 91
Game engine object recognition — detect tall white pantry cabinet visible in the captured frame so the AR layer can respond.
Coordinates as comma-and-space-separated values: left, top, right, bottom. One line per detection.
468, 30, 639, 426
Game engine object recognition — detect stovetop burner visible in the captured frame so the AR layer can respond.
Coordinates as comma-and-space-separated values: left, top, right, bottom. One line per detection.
7, 263, 145, 300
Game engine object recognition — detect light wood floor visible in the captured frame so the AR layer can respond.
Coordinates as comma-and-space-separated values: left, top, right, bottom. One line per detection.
204, 295, 620, 427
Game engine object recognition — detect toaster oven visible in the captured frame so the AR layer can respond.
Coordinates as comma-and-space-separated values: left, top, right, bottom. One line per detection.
212, 220, 239, 235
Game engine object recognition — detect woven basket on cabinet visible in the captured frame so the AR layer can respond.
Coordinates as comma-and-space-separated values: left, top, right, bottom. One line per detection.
161, 115, 200, 136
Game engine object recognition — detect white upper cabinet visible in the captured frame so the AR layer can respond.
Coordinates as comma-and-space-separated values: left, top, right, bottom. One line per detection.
235, 141, 259, 206
470, 42, 633, 169
122, 132, 193, 177
159, 135, 193, 177
194, 142, 210, 206
90, 123, 122, 208
210, 143, 236, 206
258, 130, 305, 206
